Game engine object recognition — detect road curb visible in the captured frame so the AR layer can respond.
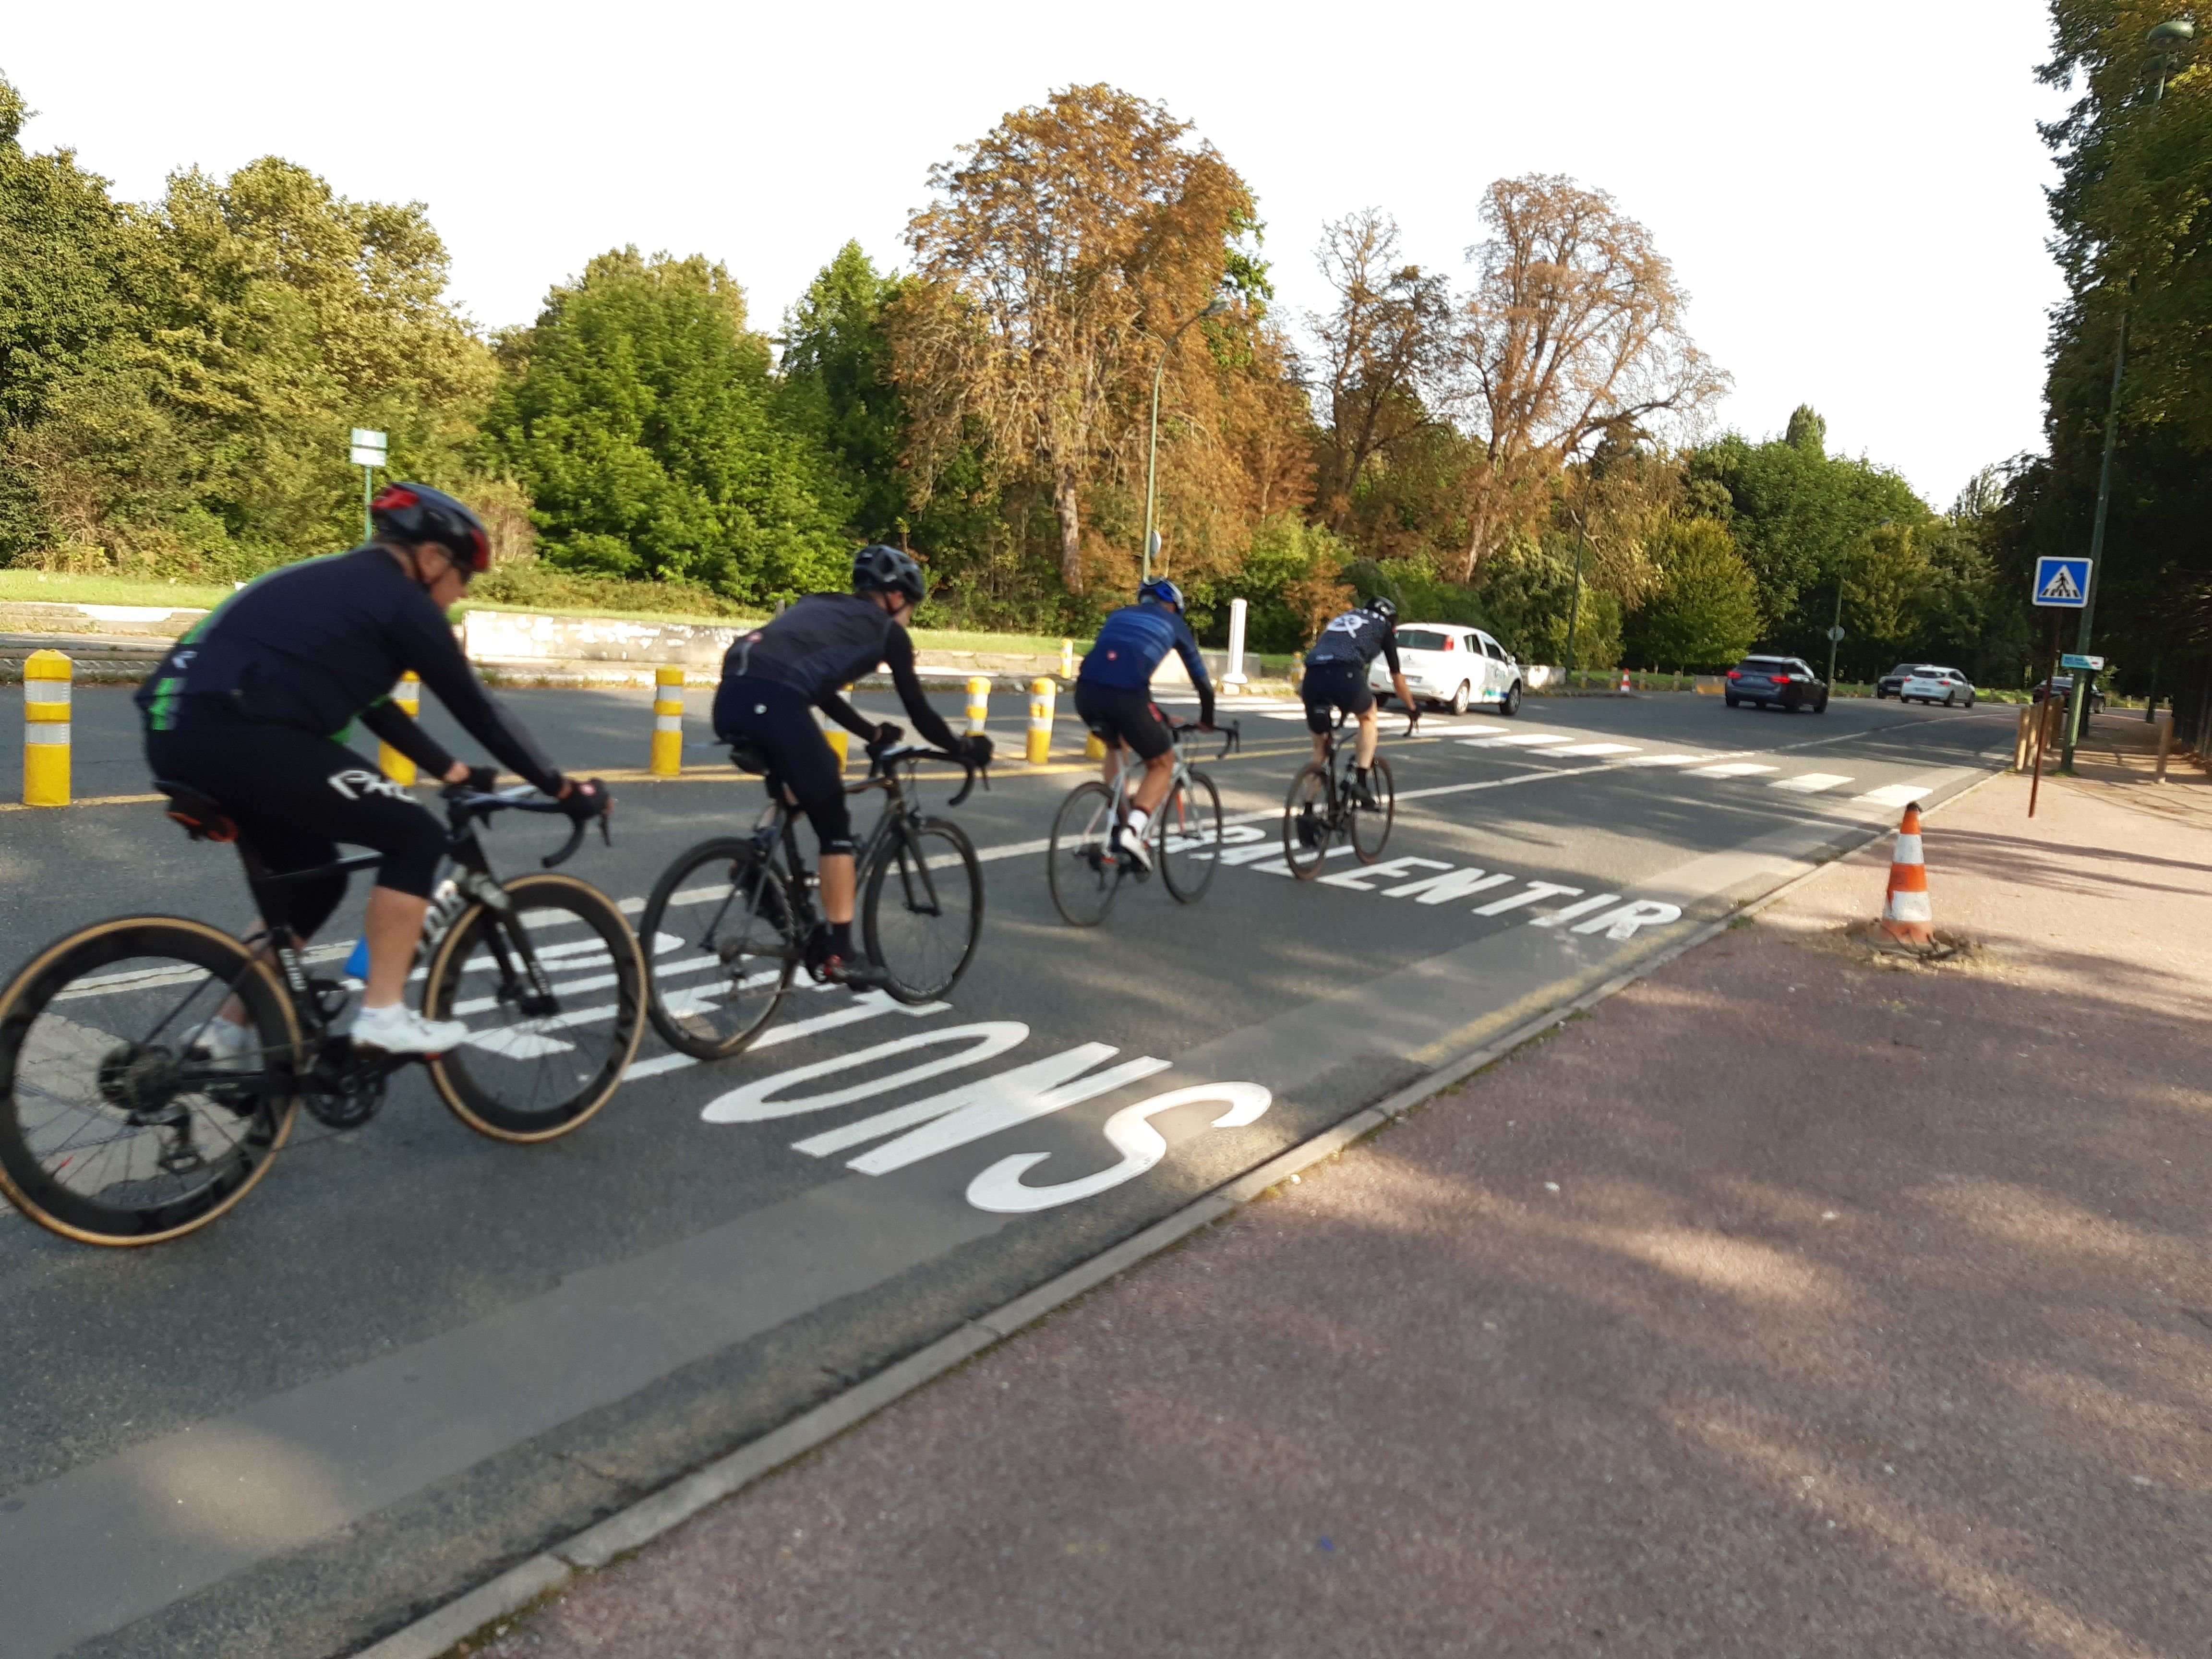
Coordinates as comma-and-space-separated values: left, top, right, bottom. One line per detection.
345, 769, 2000, 1659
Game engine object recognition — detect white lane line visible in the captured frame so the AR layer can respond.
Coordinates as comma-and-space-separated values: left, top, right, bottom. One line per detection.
1689, 762, 1779, 778
1769, 772, 1854, 794
1856, 781, 1945, 807
1457, 732, 1566, 747
1614, 753, 1707, 767
1533, 742, 1640, 757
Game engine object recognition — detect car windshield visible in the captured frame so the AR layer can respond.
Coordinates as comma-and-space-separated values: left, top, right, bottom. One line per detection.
1395, 630, 1453, 651
1887, 664, 1923, 677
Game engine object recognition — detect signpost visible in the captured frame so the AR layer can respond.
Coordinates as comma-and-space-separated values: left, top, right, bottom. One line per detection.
2060, 653, 2104, 672
350, 428, 387, 541
2026, 559, 2095, 815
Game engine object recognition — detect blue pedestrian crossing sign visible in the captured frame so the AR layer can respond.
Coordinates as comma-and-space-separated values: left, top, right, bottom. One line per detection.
2033, 556, 2091, 607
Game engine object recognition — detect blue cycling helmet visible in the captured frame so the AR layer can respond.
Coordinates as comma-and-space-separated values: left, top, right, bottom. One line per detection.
1138, 577, 1185, 613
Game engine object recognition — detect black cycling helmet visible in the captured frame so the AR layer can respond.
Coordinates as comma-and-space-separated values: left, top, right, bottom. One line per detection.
371, 482, 491, 577
853, 544, 926, 605
1364, 594, 1398, 625
1138, 577, 1185, 613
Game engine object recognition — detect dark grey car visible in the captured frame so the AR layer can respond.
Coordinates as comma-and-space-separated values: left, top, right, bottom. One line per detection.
1725, 654, 1830, 713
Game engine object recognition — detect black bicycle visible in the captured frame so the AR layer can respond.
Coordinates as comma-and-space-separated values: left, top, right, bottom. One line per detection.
0, 782, 644, 1247
1282, 709, 1415, 878
1047, 718, 1237, 927
639, 741, 987, 1061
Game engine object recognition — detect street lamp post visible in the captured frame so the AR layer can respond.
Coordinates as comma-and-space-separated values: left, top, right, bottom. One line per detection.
1140, 298, 1228, 587
2063, 16, 2193, 772
1563, 506, 1588, 682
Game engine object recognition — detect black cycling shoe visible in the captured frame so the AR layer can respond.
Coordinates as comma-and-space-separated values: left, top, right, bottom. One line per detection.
1349, 775, 1381, 811
820, 954, 890, 991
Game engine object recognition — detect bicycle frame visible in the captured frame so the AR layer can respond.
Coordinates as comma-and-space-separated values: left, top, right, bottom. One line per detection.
1100, 722, 1240, 841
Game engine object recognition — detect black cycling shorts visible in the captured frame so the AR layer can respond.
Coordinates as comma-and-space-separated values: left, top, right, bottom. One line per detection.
1073, 682, 1172, 762
145, 721, 448, 938
712, 676, 854, 854
1300, 660, 1375, 733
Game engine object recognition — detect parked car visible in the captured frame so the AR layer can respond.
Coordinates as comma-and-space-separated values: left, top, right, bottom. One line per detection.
1724, 654, 1829, 712
2032, 675, 2107, 715
1371, 623, 1524, 716
1899, 666, 1976, 707
1875, 662, 1938, 699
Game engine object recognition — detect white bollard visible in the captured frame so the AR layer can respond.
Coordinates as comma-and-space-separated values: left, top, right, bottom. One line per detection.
1223, 597, 1250, 693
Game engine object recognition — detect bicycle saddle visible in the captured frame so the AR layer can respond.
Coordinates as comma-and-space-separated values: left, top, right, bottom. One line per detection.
725, 741, 771, 777
154, 779, 239, 844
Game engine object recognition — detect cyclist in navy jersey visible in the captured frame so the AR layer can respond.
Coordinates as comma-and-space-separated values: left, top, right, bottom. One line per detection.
135, 483, 610, 1058
1301, 595, 1414, 808
1073, 578, 1215, 871
712, 545, 991, 986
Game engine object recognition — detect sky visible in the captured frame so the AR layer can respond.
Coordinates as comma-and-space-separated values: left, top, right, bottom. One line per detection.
5, 0, 2071, 508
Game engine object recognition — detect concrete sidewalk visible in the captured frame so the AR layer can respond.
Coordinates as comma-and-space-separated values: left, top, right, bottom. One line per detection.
471, 750, 2212, 1659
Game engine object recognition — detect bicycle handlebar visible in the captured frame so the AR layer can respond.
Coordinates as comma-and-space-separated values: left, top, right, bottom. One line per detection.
863, 741, 988, 808
439, 784, 607, 869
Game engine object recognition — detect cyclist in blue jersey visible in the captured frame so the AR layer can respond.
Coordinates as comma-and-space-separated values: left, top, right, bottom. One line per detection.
1302, 595, 1414, 808
1073, 578, 1216, 871
135, 483, 610, 1058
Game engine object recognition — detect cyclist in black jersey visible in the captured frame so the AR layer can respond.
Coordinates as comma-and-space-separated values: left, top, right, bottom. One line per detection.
1301, 595, 1415, 808
712, 545, 991, 986
135, 483, 611, 1058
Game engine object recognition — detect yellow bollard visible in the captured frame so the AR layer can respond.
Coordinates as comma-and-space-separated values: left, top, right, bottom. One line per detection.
23, 649, 71, 807
1084, 730, 1106, 762
650, 665, 684, 777
377, 671, 422, 784
966, 675, 990, 737
1060, 637, 1075, 677
822, 683, 855, 774
1027, 677, 1055, 764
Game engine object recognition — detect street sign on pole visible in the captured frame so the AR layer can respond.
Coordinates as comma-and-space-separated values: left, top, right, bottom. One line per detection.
2060, 653, 2105, 671
1825, 625, 1845, 643
350, 428, 388, 540
2032, 556, 2090, 608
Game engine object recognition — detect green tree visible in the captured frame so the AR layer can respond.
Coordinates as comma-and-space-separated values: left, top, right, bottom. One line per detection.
780, 241, 907, 541
1783, 403, 1826, 454
489, 248, 852, 601
1623, 517, 1760, 671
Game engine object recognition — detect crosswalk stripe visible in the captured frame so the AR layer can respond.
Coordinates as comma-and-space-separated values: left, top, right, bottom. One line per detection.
1769, 772, 1854, 794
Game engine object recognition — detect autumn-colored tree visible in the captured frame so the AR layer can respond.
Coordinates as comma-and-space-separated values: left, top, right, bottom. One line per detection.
1452, 174, 1727, 579
895, 84, 1257, 594
1307, 209, 1455, 534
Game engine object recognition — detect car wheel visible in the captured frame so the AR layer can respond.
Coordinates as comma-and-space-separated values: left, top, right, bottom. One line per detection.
1725, 696, 1740, 708
1500, 680, 1521, 717
1965, 692, 1975, 708
1817, 693, 1829, 713
1447, 682, 1470, 716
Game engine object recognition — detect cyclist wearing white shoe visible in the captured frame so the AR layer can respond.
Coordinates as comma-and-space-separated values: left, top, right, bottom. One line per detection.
1301, 595, 1413, 809
137, 483, 611, 1058
1073, 578, 1216, 872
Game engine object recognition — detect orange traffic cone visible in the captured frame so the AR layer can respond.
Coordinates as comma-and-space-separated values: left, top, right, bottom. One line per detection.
1619, 668, 1631, 693
1878, 802, 1933, 947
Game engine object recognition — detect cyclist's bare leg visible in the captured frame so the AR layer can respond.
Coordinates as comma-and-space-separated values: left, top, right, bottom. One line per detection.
361, 885, 433, 1009
1353, 705, 1382, 770
1130, 750, 1175, 815
819, 852, 855, 926
1310, 731, 1329, 767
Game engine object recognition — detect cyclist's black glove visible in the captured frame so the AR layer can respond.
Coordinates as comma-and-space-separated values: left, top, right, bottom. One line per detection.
465, 765, 500, 794
958, 733, 994, 766
560, 778, 613, 821
870, 722, 903, 751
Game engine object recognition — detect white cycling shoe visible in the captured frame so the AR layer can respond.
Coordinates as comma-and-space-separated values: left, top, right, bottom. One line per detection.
1114, 823, 1153, 872
190, 1015, 256, 1070
351, 1002, 471, 1057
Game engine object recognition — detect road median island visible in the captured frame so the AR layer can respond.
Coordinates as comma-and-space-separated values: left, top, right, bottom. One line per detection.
445, 756, 2212, 1659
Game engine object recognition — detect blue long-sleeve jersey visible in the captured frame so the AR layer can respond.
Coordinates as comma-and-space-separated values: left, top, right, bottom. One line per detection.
1078, 601, 1214, 717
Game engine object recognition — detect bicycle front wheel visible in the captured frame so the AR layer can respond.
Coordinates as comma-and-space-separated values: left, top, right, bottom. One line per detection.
421, 873, 644, 1142
639, 838, 797, 1059
1048, 781, 1123, 927
1282, 765, 1334, 880
1350, 754, 1395, 864
863, 817, 983, 1005
0, 916, 299, 1246
1159, 769, 1223, 903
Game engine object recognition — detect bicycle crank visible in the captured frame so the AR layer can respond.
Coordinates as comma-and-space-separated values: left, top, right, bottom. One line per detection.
303, 1037, 402, 1130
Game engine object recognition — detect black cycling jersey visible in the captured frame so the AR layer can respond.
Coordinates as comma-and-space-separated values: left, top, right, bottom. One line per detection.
717, 592, 960, 752
134, 546, 563, 794
1304, 611, 1402, 675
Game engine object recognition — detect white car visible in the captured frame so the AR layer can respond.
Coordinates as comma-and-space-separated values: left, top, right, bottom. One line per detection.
1370, 623, 1523, 717
1899, 666, 1976, 708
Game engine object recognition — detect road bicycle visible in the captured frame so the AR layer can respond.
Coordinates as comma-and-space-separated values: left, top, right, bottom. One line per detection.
1047, 717, 1238, 927
0, 782, 643, 1247
639, 741, 987, 1061
1282, 709, 1416, 878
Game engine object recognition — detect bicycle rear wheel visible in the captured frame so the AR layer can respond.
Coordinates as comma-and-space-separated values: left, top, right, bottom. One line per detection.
639, 838, 797, 1059
1282, 765, 1334, 880
1048, 781, 1123, 926
1350, 754, 1395, 864
0, 916, 299, 1246
421, 873, 644, 1142
863, 817, 983, 1005
1159, 769, 1223, 903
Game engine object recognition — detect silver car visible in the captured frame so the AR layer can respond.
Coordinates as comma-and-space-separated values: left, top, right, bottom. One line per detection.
1899, 666, 1975, 707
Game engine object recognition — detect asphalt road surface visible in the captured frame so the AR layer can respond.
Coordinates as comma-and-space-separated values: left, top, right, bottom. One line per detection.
0, 680, 2018, 1659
